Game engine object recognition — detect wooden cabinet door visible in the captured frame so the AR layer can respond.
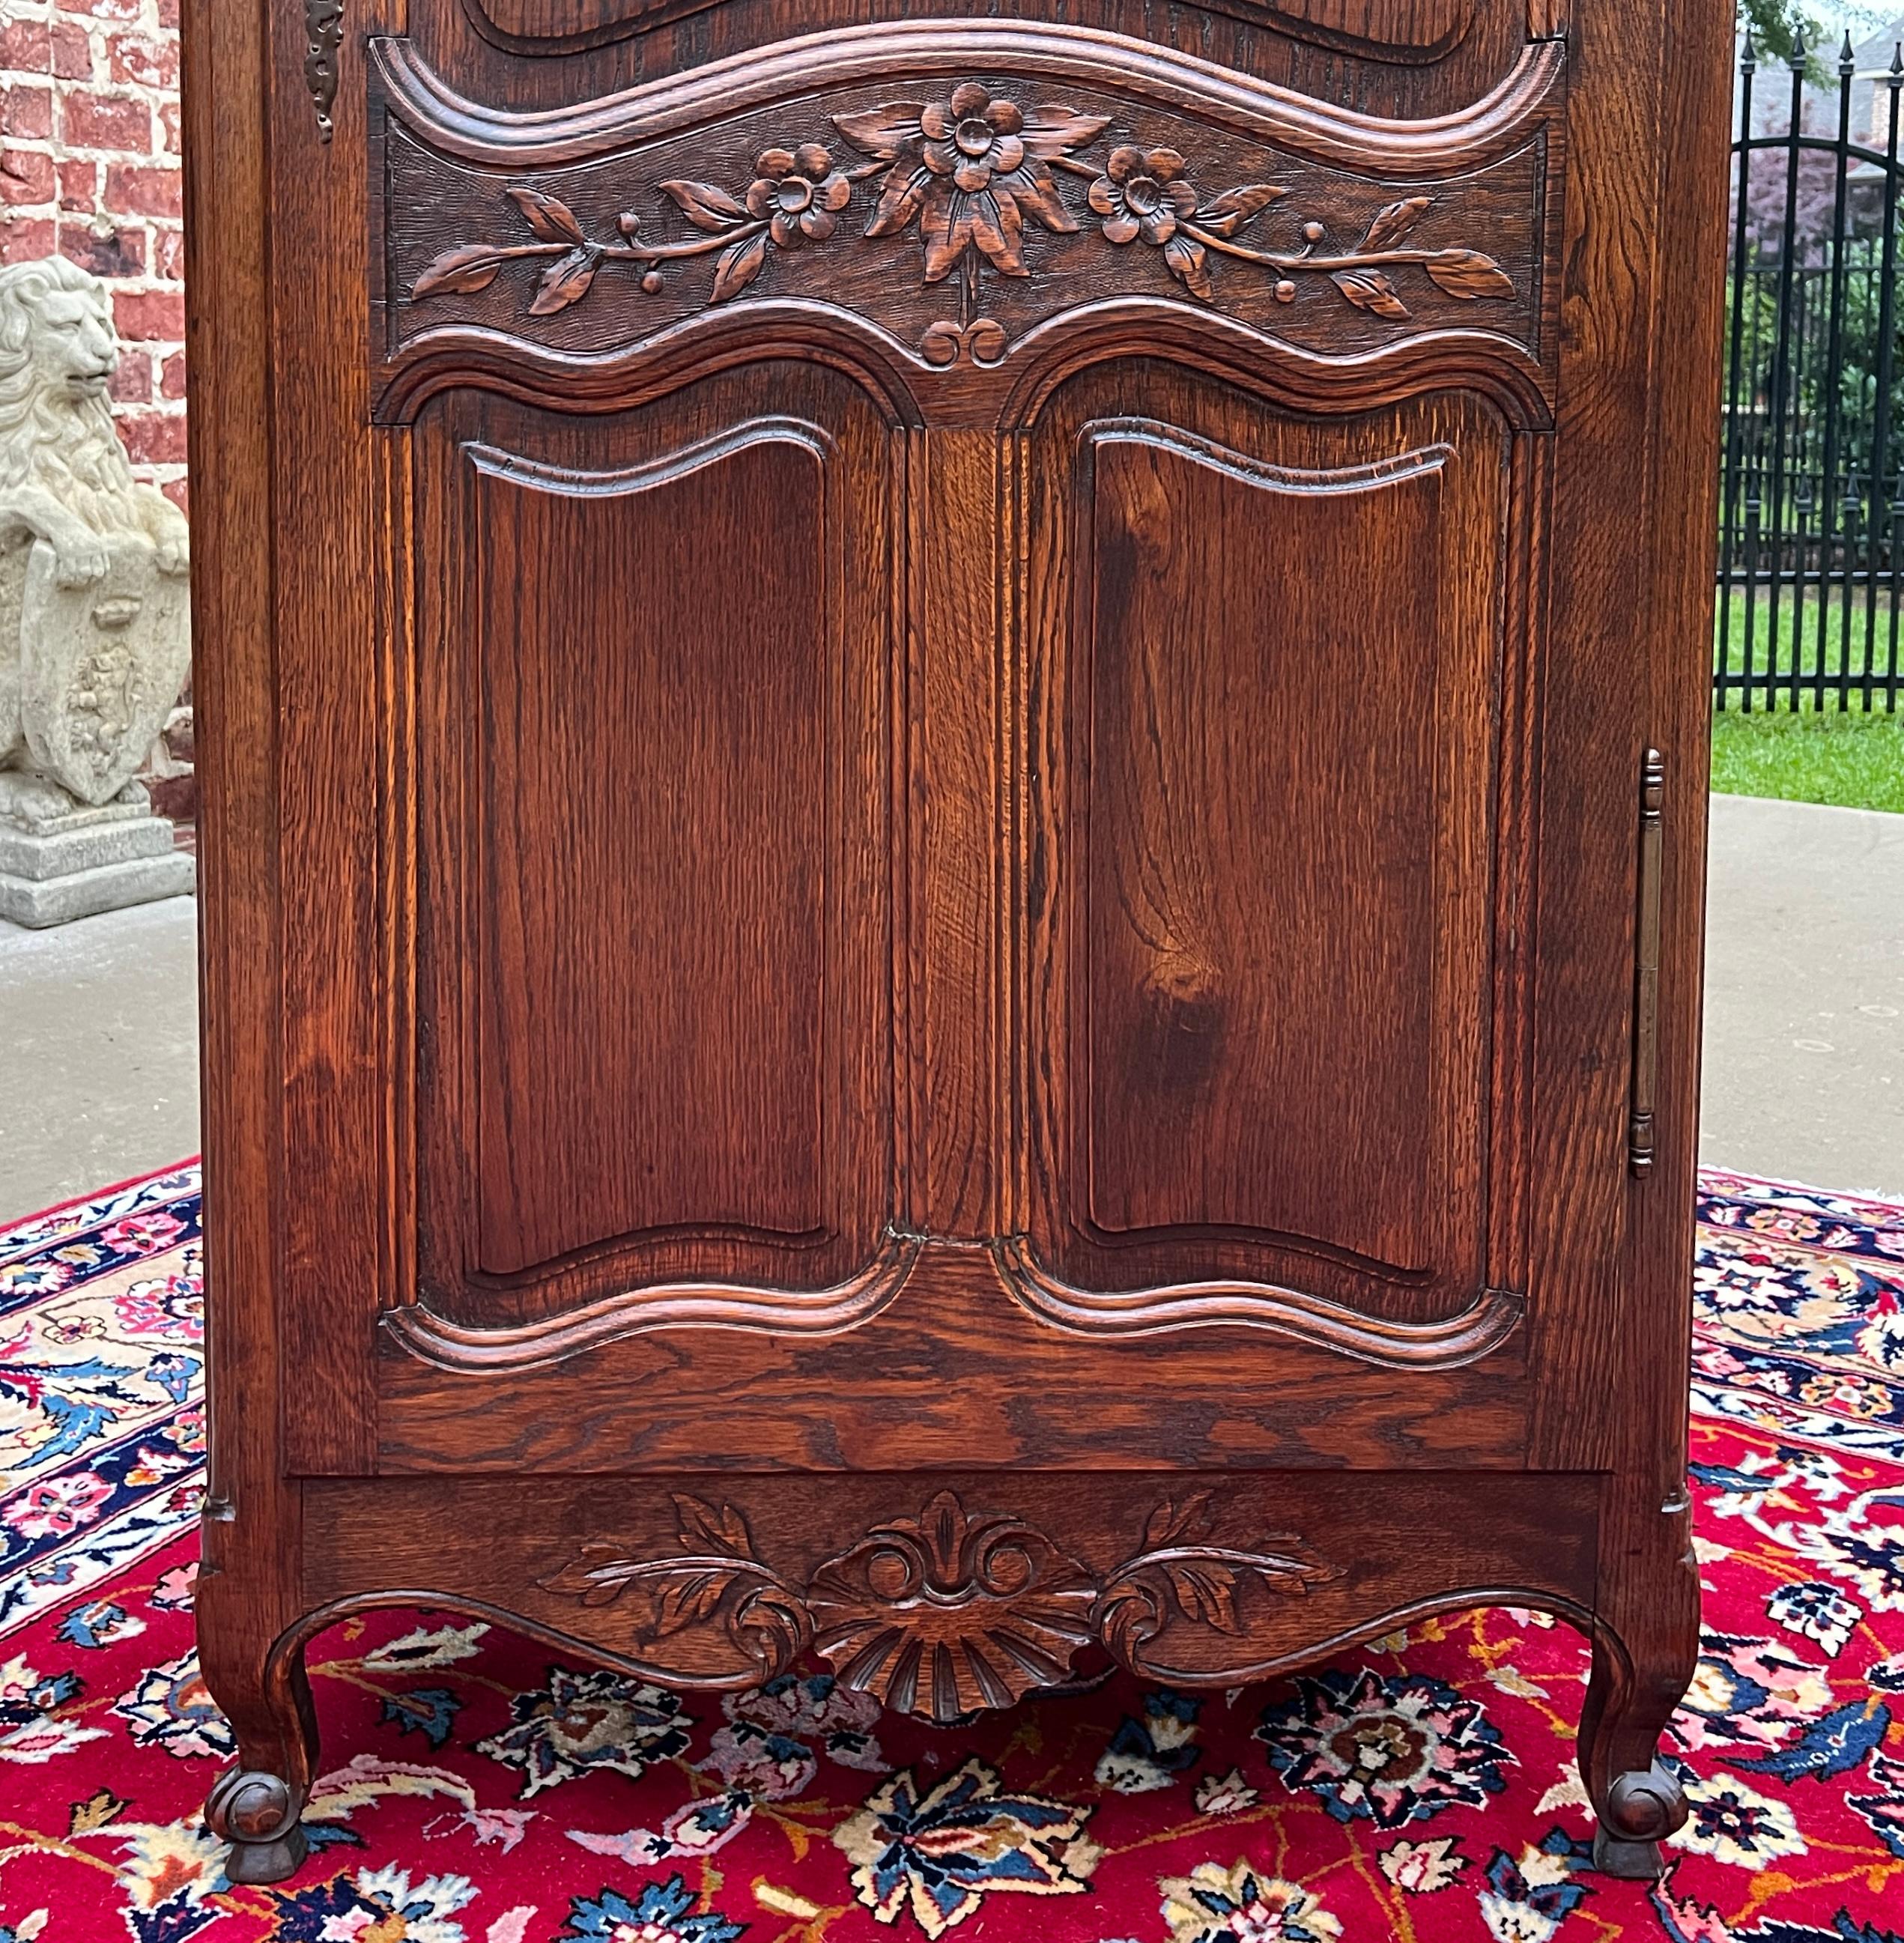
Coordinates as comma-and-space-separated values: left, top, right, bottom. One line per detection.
192, 0, 1721, 1508
406, 374, 906, 1338
1010, 373, 1523, 1347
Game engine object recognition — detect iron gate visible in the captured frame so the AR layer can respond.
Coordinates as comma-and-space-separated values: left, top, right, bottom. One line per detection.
1720, 31, 1904, 712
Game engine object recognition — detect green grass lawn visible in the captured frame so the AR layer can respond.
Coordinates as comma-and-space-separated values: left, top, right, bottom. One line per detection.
1710, 590, 1904, 813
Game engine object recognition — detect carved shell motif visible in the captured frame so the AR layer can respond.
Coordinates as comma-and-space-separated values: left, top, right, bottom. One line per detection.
806, 1491, 1100, 1722
539, 1488, 1342, 1722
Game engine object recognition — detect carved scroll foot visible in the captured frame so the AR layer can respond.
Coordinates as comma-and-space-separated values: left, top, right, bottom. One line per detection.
198, 1603, 319, 1885
1576, 1496, 1699, 1881
205, 1767, 309, 1884
1589, 1763, 1686, 1880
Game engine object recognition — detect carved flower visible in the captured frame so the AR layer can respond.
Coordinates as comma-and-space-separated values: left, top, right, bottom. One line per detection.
835, 85, 1106, 282
921, 83, 1025, 192
745, 142, 853, 247
1089, 145, 1200, 246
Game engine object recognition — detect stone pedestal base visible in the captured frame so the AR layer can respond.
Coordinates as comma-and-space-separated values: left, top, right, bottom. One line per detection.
0, 780, 195, 929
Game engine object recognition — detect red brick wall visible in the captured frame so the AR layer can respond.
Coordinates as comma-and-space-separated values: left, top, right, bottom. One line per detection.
0, 0, 185, 509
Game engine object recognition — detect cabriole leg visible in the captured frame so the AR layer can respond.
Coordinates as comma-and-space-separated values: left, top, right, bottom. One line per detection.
206, 1760, 310, 1885
1577, 1488, 1700, 1879
199, 1602, 318, 1885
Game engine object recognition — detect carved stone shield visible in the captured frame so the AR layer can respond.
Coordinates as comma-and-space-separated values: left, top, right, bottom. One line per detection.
19, 536, 190, 806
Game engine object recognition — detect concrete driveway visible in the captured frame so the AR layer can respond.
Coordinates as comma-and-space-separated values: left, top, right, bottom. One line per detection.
1, 896, 200, 1219
1, 792, 1900, 1224
1700, 793, 1903, 1198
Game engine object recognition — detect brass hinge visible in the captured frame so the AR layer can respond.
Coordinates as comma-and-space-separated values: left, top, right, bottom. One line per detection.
1627, 748, 1664, 1176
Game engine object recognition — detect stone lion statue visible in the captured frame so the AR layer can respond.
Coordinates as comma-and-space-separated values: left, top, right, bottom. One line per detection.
0, 257, 192, 807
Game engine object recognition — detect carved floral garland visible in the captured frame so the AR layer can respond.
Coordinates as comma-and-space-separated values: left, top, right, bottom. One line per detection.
540, 1488, 1341, 1723
410, 79, 1516, 356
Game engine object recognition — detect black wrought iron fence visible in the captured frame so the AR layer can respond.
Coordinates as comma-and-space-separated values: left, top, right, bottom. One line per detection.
1719, 31, 1904, 711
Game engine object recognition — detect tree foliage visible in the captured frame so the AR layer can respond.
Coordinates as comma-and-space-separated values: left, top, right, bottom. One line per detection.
1741, 0, 1827, 75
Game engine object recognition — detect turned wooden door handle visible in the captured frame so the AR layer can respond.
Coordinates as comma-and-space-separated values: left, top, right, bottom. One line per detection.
1628, 748, 1665, 1176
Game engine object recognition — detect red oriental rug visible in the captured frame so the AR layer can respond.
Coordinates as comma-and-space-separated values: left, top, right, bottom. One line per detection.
2, 1163, 1903, 1942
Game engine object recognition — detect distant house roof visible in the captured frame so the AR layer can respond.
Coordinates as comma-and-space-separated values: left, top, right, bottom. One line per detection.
1739, 20, 1904, 154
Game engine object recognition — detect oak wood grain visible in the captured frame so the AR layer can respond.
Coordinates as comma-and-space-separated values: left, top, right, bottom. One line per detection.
416, 0, 1532, 121
408, 369, 899, 1324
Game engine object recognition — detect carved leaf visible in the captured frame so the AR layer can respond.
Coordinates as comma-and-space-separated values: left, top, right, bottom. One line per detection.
970, 190, 1028, 276
673, 1495, 757, 1560
1332, 267, 1410, 318
1425, 249, 1516, 300
529, 246, 599, 316
1193, 184, 1285, 239
709, 231, 768, 302
658, 178, 751, 232
865, 162, 933, 238
650, 1567, 740, 1639
921, 188, 977, 283
1165, 1560, 1241, 1632
994, 164, 1077, 235
1163, 232, 1213, 303
1021, 106, 1113, 157
539, 1539, 643, 1604
832, 101, 929, 160
411, 243, 507, 298
1362, 193, 1432, 251
1143, 1494, 1213, 1551
506, 187, 586, 245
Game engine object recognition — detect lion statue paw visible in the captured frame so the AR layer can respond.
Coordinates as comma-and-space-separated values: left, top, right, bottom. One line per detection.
52, 542, 110, 588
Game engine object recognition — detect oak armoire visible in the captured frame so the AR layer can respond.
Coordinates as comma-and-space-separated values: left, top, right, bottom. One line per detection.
184, 0, 1728, 1885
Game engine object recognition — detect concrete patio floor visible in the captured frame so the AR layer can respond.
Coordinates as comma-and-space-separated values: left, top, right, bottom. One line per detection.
2, 895, 200, 1218
1700, 792, 1903, 1199
1, 791, 1900, 1224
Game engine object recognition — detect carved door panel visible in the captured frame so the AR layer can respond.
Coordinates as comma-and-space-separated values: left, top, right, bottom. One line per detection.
1007, 368, 1532, 1353
402, 369, 906, 1345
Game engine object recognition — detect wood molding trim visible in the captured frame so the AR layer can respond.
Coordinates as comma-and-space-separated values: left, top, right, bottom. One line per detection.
992, 1239, 1526, 1365
382, 1228, 926, 1370
372, 25, 1562, 169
